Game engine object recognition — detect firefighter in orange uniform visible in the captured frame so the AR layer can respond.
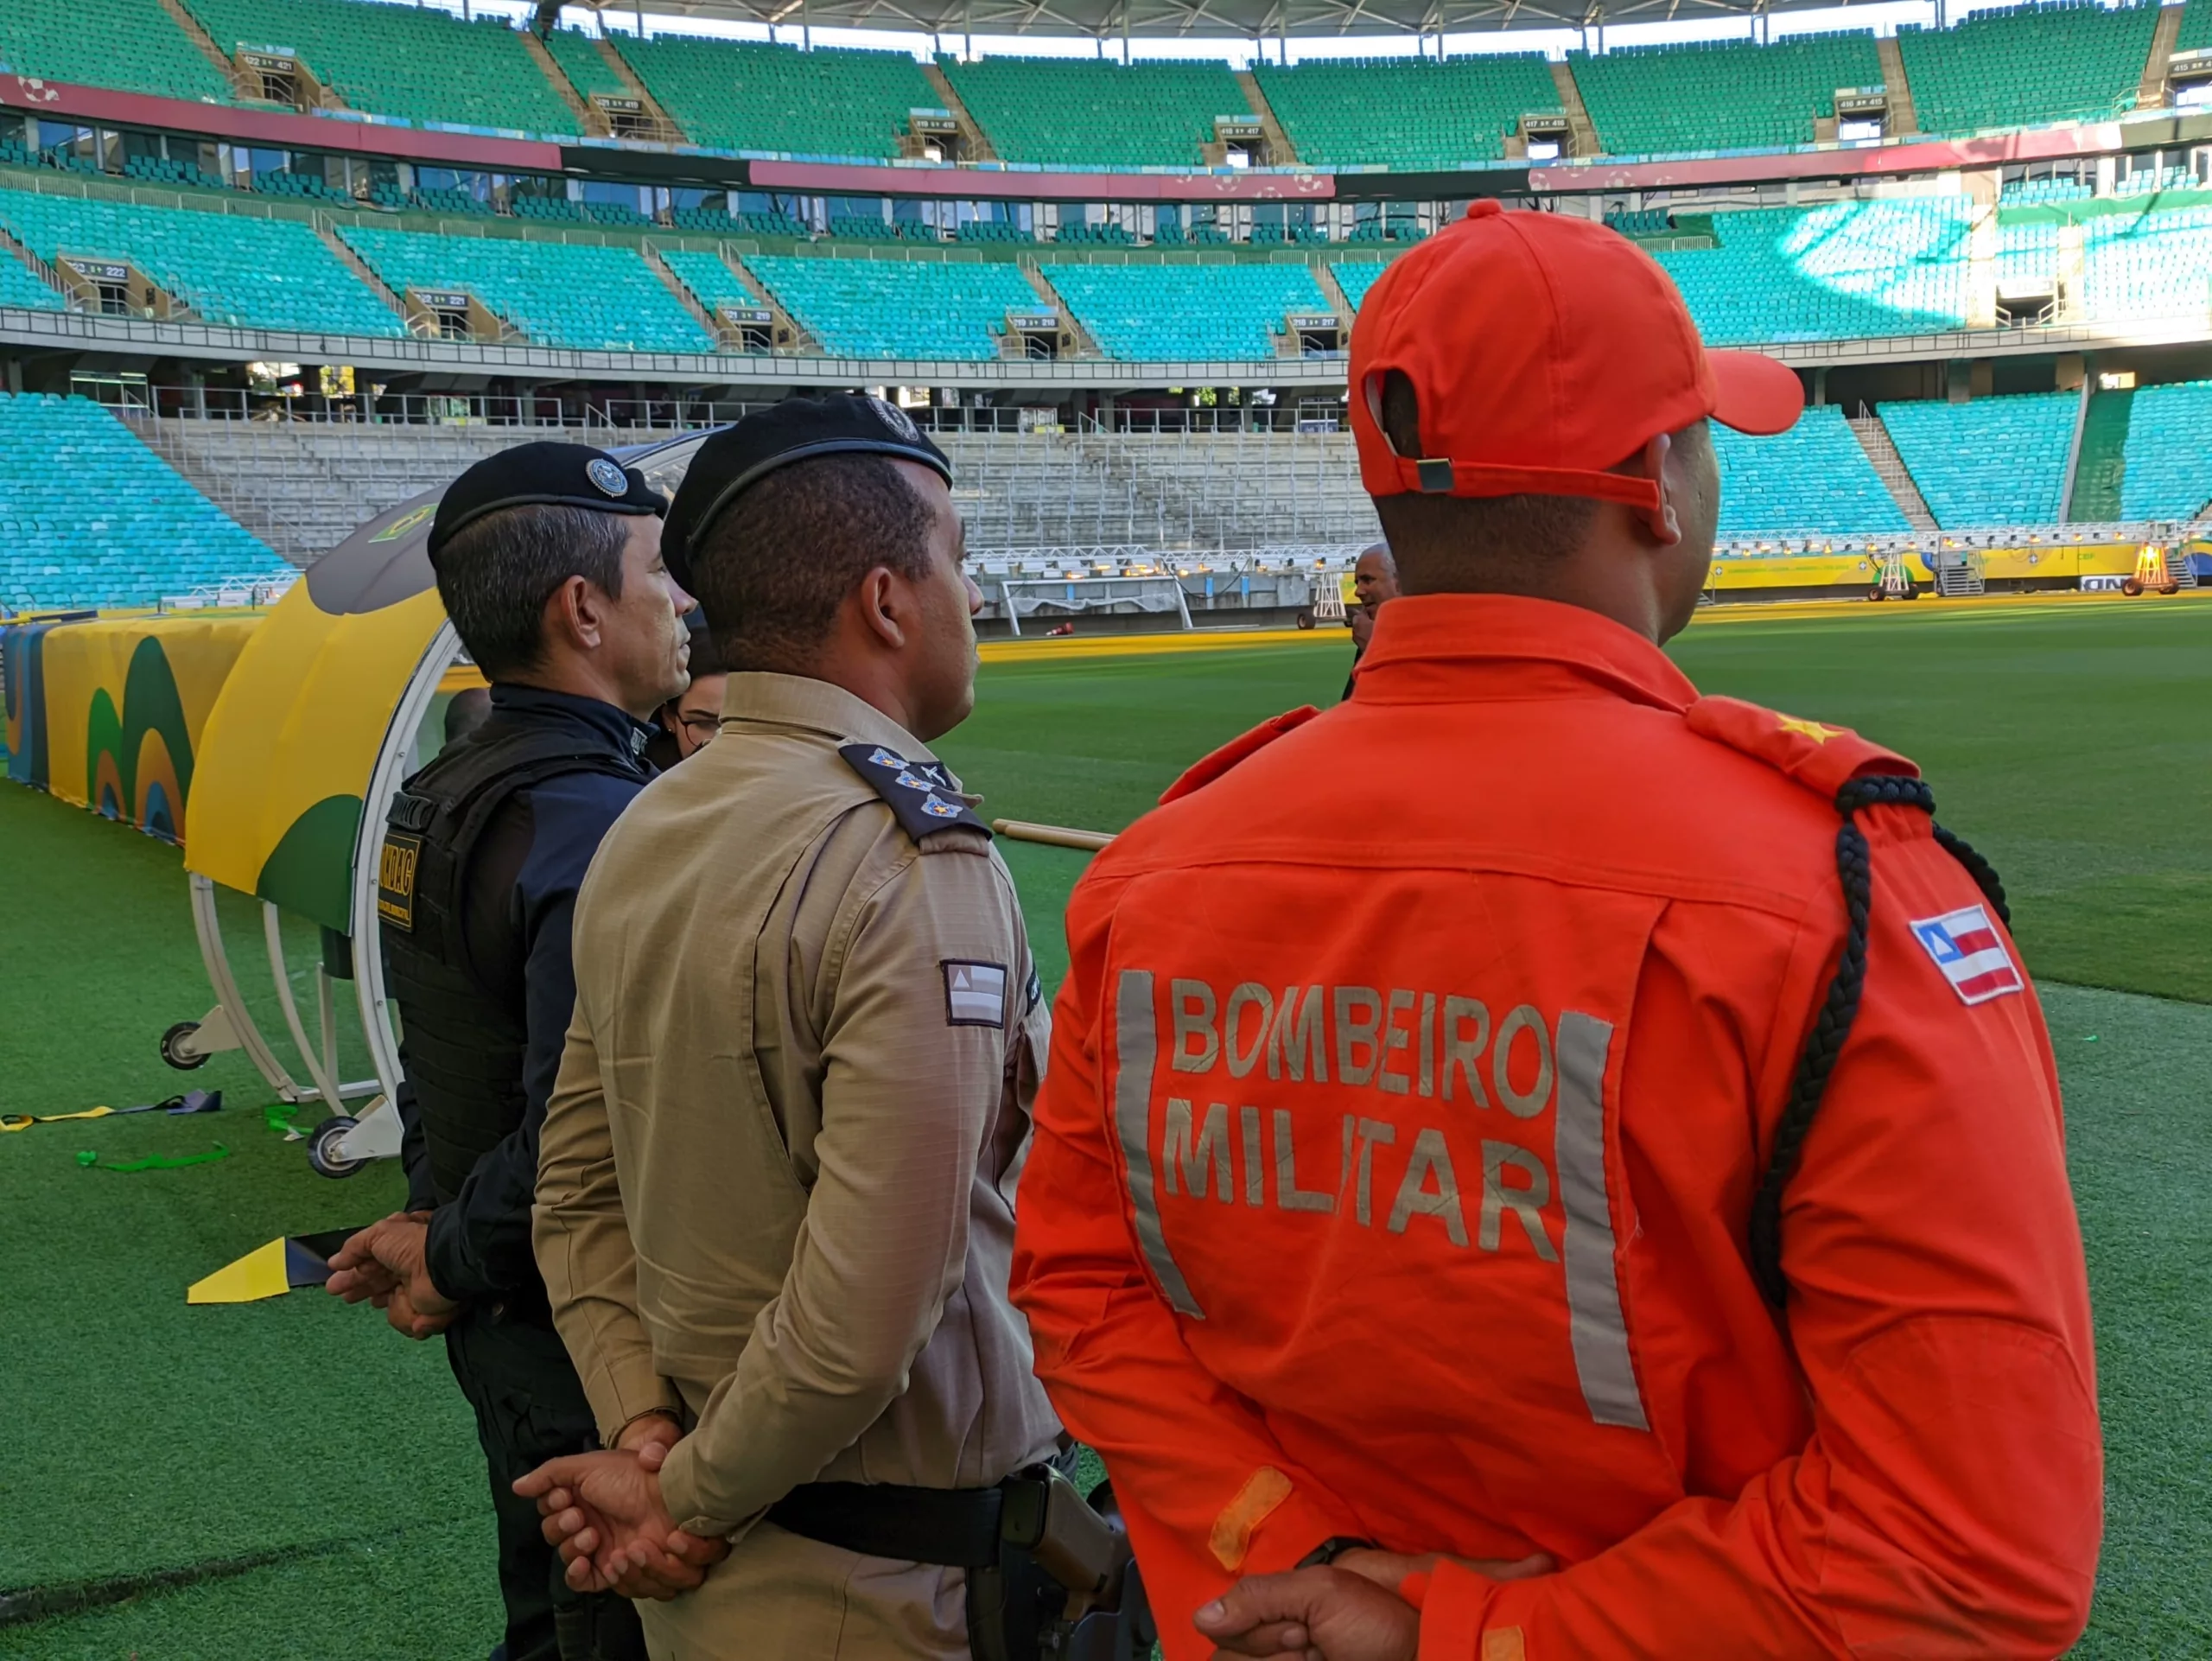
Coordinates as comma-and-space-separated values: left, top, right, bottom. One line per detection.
1009, 202, 2102, 1661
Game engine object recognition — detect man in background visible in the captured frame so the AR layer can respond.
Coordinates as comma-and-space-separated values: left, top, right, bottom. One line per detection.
1344, 543, 1398, 700
643, 612, 729, 771
326, 442, 692, 1661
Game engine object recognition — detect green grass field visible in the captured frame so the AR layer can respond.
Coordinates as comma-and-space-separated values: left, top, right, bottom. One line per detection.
3, 597, 2207, 1656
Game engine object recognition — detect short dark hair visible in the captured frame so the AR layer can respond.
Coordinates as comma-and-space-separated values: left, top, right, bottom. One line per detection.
1370, 370, 1599, 591
434, 503, 629, 680
686, 452, 936, 673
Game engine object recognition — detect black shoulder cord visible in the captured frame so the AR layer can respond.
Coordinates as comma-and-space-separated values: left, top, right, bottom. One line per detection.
1746, 773, 2011, 1310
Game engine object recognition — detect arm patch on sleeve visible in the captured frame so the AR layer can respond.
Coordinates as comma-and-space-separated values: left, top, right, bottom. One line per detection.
840, 743, 994, 842
944, 961, 1009, 1028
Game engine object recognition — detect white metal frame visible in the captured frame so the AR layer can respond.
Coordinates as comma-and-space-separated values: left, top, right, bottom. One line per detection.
999, 575, 1194, 635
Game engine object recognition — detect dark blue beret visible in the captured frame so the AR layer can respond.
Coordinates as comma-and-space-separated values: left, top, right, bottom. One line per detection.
429, 441, 666, 563
662, 395, 952, 592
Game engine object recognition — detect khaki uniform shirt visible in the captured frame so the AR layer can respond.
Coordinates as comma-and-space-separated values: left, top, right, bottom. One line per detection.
536, 672, 1062, 1659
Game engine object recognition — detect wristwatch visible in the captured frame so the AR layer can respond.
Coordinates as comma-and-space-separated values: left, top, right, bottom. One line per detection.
1297, 1536, 1379, 1569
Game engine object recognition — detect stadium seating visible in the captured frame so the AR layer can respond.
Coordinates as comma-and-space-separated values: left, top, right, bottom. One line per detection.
1878, 391, 2075, 526
1331, 259, 1391, 309
121, 156, 231, 192
0, 188, 401, 335
0, 0, 235, 109
744, 255, 1039, 359
2001, 177, 2092, 204
2183, 0, 2212, 51
252, 169, 347, 204
2081, 203, 2212, 320
0, 246, 67, 312
659, 249, 759, 315
1896, 1, 2158, 137
1039, 262, 1330, 360
613, 36, 933, 157
939, 56, 1243, 168
1713, 404, 1910, 536
1994, 219, 2063, 288
0, 392, 288, 610
1655, 199, 1972, 343
543, 28, 632, 105
2118, 379, 2212, 519
1251, 55, 1557, 169
1571, 32, 1884, 157
181, 0, 575, 135
338, 226, 713, 352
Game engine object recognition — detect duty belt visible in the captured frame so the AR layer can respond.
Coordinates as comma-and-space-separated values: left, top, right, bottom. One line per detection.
766, 1478, 1009, 1568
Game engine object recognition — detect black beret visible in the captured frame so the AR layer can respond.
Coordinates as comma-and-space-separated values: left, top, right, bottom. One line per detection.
662, 394, 952, 592
429, 441, 667, 563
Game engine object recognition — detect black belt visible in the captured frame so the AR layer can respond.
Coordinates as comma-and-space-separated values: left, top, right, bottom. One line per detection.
766, 1480, 1007, 1569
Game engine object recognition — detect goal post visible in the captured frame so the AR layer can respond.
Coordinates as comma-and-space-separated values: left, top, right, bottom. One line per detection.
999, 575, 1193, 635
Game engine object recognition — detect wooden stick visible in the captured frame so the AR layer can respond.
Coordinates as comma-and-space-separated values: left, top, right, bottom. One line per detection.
993, 818, 1116, 852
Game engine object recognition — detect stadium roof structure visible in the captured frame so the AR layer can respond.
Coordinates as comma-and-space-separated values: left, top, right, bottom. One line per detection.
581, 0, 1879, 41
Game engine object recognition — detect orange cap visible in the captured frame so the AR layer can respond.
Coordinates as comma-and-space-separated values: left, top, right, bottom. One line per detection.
1350, 200, 1805, 512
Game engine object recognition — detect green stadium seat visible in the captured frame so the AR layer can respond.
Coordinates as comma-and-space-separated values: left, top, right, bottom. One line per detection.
658, 250, 759, 315
1571, 32, 1883, 157
1713, 404, 1910, 537
745, 256, 1042, 359
0, 0, 235, 109
544, 27, 632, 105
0, 391, 290, 609
1897, 1, 2158, 137
940, 56, 1244, 169
0, 187, 401, 335
2119, 379, 2212, 519
339, 225, 714, 353
1254, 55, 1556, 169
1039, 262, 1331, 360
182, 0, 576, 136
1878, 391, 2075, 526
613, 36, 933, 158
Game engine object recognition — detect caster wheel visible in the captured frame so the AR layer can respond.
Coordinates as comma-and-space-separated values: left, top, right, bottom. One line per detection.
308, 1116, 366, 1178
2159, 584, 2179, 596
2121, 578, 2144, 596
1294, 608, 1315, 631
160, 1019, 209, 1070
1867, 585, 1885, 601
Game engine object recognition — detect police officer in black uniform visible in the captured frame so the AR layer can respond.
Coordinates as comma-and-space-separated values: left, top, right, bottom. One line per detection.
326, 442, 694, 1661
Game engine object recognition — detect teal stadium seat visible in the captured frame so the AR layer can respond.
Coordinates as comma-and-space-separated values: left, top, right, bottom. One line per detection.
1331, 259, 1392, 309
544, 28, 632, 105
744, 256, 1041, 359
1878, 391, 2076, 526
0, 188, 402, 335
1571, 32, 1884, 156
1655, 200, 1972, 343
2118, 379, 2212, 519
659, 250, 759, 314
339, 226, 715, 353
1713, 404, 1910, 538
183, 0, 575, 135
0, 0, 235, 107
940, 56, 1244, 169
1896, 1, 2158, 137
613, 36, 934, 157
1252, 55, 1557, 169
1039, 262, 1330, 360
0, 245, 67, 312
0, 392, 289, 610
2081, 203, 2212, 321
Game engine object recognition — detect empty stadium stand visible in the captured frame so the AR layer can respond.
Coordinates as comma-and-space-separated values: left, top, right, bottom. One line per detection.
1896, 0, 2159, 137
1038, 262, 1331, 360
1713, 404, 1913, 536
613, 36, 933, 157
1878, 391, 2076, 527
543, 28, 632, 106
743, 255, 1040, 360
338, 226, 711, 352
0, 187, 402, 335
1330, 259, 1391, 310
658, 249, 760, 316
0, 246, 66, 312
1251, 55, 1557, 169
0, 393, 288, 609
1570, 32, 1885, 157
2081, 202, 2212, 321
0, 0, 235, 108
939, 57, 1243, 169
1655, 199, 1973, 344
182, 0, 575, 134
2119, 379, 2212, 519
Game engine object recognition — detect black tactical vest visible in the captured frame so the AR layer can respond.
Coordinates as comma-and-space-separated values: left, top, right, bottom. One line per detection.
376, 717, 642, 1204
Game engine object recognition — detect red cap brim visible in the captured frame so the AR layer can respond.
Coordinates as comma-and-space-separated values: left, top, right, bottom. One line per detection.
1708, 350, 1805, 436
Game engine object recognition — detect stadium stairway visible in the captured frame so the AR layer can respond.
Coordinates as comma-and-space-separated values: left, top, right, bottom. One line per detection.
1549, 61, 1602, 156
1875, 36, 1920, 136
2067, 386, 2131, 522
1232, 71, 1299, 164
918, 60, 999, 162
518, 29, 599, 137
1846, 414, 1941, 534
2139, 2, 2186, 108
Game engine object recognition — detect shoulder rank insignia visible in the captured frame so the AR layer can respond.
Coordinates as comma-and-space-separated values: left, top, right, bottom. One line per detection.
1685, 695, 1916, 799
840, 742, 993, 841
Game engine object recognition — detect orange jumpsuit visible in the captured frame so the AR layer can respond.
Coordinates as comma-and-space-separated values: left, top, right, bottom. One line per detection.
1011, 594, 2102, 1659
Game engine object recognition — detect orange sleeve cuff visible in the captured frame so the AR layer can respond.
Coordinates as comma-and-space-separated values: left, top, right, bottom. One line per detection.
1415, 1560, 1501, 1661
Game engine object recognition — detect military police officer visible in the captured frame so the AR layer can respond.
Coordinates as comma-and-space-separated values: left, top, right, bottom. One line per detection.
326, 442, 694, 1661
513, 398, 1069, 1660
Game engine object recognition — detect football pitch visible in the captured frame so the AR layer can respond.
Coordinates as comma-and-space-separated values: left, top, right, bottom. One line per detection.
1, 596, 2206, 1656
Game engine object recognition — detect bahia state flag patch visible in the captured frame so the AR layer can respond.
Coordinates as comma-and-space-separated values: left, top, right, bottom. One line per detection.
1910, 904, 2023, 1004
